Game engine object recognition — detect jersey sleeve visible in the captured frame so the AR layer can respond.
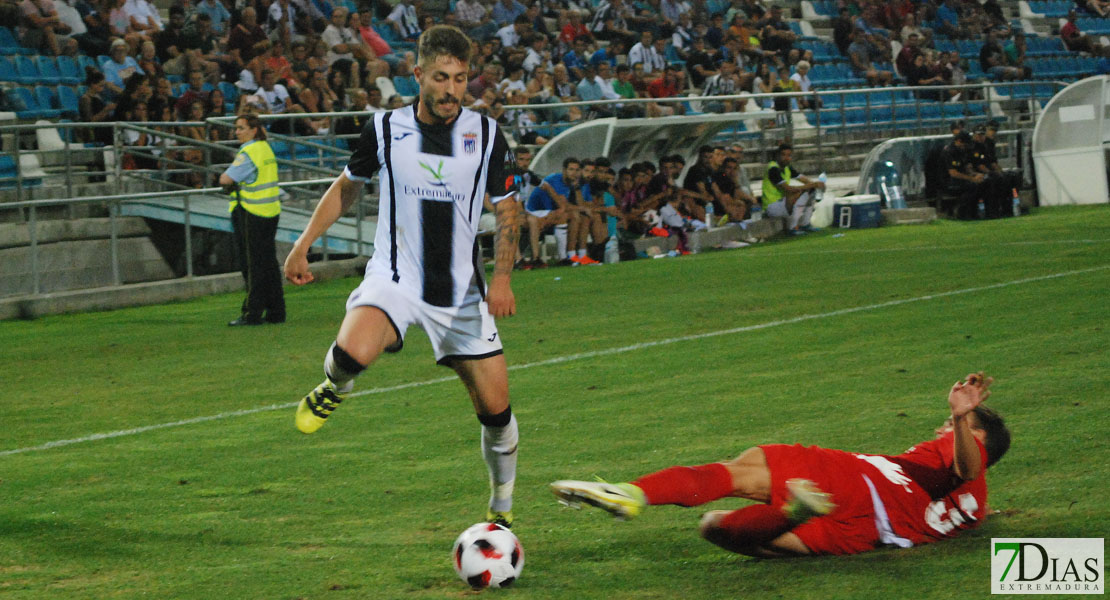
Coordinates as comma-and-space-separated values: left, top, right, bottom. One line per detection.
485, 125, 518, 203
344, 117, 381, 183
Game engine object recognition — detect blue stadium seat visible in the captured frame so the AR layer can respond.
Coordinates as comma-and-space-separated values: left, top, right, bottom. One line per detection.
56, 55, 82, 85
0, 55, 17, 82
77, 54, 99, 77
34, 85, 58, 112
7, 86, 61, 118
0, 154, 43, 188
392, 75, 418, 96
35, 56, 63, 84
218, 80, 239, 104
57, 84, 79, 116
0, 26, 33, 55
14, 54, 44, 84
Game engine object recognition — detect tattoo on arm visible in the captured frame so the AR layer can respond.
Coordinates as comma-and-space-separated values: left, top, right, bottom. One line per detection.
493, 197, 523, 277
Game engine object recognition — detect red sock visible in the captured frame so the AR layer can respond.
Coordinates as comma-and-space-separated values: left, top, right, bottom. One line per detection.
632, 463, 734, 507
716, 504, 793, 547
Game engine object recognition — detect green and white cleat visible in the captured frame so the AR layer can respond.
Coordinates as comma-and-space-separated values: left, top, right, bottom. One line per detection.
550, 480, 646, 520
486, 510, 513, 529
295, 378, 346, 434
783, 478, 835, 523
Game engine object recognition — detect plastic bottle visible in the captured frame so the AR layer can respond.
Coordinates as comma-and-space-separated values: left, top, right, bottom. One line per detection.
1011, 188, 1020, 217
751, 203, 762, 221
977, 199, 986, 220
705, 202, 715, 229
604, 238, 619, 264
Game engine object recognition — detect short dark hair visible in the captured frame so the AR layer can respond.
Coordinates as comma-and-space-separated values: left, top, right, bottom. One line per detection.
776, 143, 793, 157
594, 156, 611, 168
562, 157, 581, 169
418, 25, 473, 69
582, 158, 596, 167
972, 405, 1010, 467
616, 64, 630, 74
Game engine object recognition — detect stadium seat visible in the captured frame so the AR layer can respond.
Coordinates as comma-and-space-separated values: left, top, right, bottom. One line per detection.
35, 56, 63, 84
56, 84, 79, 116
7, 86, 61, 118
77, 54, 99, 78
0, 153, 43, 188
14, 54, 44, 84
0, 26, 33, 55
34, 85, 58, 112
217, 80, 239, 105
392, 75, 418, 97
56, 55, 82, 85
0, 55, 17, 82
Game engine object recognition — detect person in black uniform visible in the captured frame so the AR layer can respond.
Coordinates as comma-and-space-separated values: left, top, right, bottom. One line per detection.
981, 121, 1022, 216
942, 132, 988, 219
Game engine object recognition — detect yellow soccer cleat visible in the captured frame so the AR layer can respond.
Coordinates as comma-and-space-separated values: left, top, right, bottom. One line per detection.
550, 480, 646, 520
295, 379, 346, 434
486, 510, 513, 529
783, 478, 835, 523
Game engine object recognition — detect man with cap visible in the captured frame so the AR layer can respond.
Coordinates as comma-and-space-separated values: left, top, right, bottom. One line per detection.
941, 132, 987, 219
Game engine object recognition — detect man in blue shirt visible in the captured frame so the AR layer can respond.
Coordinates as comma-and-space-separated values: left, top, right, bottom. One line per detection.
590, 39, 624, 68
191, 0, 231, 34
491, 0, 526, 26
526, 157, 595, 265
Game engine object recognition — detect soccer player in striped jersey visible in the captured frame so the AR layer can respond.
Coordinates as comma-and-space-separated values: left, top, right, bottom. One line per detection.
283, 25, 523, 528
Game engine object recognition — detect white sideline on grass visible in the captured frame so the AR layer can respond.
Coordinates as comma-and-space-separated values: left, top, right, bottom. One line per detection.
1, 263, 1108, 458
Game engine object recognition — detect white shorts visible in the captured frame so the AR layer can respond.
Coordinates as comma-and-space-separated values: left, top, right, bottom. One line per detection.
526, 209, 552, 218
345, 278, 503, 366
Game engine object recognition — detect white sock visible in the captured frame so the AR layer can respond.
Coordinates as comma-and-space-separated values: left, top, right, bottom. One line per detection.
554, 225, 568, 258
481, 414, 518, 513
577, 249, 586, 257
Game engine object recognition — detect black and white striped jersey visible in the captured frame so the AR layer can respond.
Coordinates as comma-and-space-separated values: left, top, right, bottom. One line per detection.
344, 105, 517, 308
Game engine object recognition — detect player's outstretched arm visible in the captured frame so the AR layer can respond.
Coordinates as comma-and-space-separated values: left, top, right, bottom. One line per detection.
949, 372, 992, 481
487, 195, 522, 318
284, 172, 365, 285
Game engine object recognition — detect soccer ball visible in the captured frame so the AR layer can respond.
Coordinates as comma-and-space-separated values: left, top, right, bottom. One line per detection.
641, 209, 661, 227
451, 522, 524, 589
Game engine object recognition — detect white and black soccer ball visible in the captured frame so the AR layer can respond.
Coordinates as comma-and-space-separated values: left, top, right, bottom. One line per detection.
451, 522, 524, 589
641, 209, 661, 227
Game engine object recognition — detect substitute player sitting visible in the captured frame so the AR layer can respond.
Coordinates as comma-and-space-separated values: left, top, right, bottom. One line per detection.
552, 372, 1009, 557
283, 25, 523, 528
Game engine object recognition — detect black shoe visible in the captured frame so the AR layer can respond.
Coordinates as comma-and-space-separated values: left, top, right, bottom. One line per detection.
228, 316, 264, 327
264, 316, 286, 324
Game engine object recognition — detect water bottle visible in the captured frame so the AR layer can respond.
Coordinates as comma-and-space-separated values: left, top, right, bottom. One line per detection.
751, 203, 762, 221
604, 238, 619, 264
1011, 188, 1020, 217
977, 199, 986, 220
705, 202, 715, 229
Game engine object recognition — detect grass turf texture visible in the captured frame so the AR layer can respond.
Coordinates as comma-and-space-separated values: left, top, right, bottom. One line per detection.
0, 206, 1107, 599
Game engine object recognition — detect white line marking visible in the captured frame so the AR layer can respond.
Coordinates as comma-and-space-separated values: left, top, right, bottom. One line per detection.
3, 264, 1107, 458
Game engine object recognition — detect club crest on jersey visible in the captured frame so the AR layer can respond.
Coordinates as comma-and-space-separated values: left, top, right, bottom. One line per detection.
463, 132, 478, 154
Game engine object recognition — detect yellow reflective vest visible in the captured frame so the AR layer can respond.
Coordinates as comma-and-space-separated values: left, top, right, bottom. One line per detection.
228, 140, 280, 217
761, 160, 793, 205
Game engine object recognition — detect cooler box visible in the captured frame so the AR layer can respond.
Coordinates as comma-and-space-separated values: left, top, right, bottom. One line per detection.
833, 195, 881, 229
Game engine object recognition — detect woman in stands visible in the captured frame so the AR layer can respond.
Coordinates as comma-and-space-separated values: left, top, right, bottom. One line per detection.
79, 68, 116, 146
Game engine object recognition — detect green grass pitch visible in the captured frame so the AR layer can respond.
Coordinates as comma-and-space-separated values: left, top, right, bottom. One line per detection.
0, 206, 1107, 599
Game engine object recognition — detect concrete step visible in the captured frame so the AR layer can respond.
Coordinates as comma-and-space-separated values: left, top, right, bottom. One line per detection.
1, 237, 175, 297
0, 217, 151, 249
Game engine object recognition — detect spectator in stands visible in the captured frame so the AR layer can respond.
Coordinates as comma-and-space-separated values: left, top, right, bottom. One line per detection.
266, 0, 296, 45
1082, 0, 1110, 18
136, 39, 162, 76
254, 67, 308, 133
122, 0, 161, 36
175, 68, 211, 114
899, 13, 931, 47
832, 7, 853, 56
79, 68, 116, 145
562, 36, 592, 80
647, 64, 686, 116
182, 13, 224, 82
21, 0, 74, 55
762, 143, 823, 234
627, 30, 659, 73
847, 28, 893, 86
176, 99, 208, 187
685, 36, 718, 89
468, 63, 502, 99
356, 11, 404, 74
895, 32, 920, 78
772, 65, 798, 116
491, 0, 526, 26
386, 0, 420, 40
69, 0, 111, 56
905, 52, 947, 101
322, 8, 361, 82
156, 6, 189, 76
589, 37, 623, 68
496, 14, 530, 48
752, 61, 775, 108
522, 33, 552, 76
980, 28, 1022, 81
702, 59, 740, 113
228, 7, 270, 67
455, 0, 495, 40
589, 0, 635, 47
671, 12, 697, 59
192, 0, 230, 34
760, 5, 795, 57
206, 86, 225, 117
1060, 11, 1099, 54
790, 60, 818, 109
103, 37, 145, 94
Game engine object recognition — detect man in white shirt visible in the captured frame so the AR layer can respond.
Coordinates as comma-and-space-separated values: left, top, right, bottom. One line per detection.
267, 0, 296, 42
387, 0, 420, 40
595, 61, 622, 101
123, 0, 162, 32
627, 30, 655, 70
321, 7, 356, 65
789, 60, 817, 109
496, 14, 530, 48
521, 33, 551, 75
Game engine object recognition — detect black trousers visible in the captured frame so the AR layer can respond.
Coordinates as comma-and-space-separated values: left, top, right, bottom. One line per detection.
231, 204, 285, 322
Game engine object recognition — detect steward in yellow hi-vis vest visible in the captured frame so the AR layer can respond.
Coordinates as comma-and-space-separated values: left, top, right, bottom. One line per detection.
761, 143, 825, 235
219, 114, 285, 326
